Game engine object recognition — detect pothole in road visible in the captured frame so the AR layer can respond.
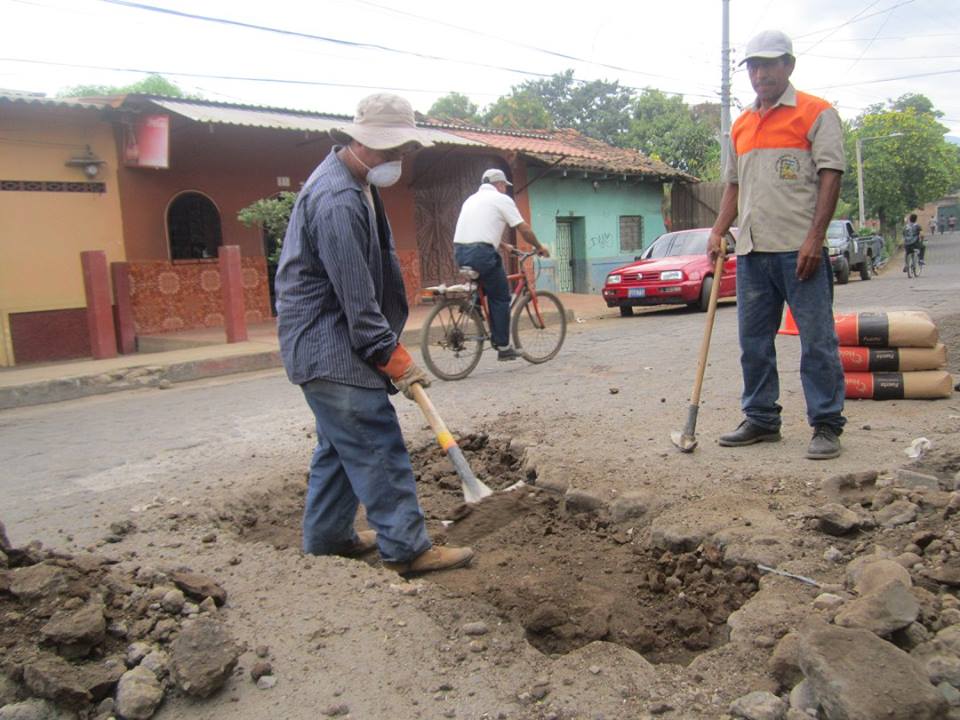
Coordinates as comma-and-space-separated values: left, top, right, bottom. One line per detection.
222, 434, 759, 665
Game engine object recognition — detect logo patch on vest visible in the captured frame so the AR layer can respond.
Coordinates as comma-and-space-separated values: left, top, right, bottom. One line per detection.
776, 155, 800, 180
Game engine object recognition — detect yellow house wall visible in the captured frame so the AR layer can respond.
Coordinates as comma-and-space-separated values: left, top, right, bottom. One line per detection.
0, 104, 125, 366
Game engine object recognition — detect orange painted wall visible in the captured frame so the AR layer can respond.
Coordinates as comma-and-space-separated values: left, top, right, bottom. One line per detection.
116, 121, 329, 261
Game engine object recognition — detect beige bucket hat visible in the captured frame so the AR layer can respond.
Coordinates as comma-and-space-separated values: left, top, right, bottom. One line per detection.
329, 93, 434, 150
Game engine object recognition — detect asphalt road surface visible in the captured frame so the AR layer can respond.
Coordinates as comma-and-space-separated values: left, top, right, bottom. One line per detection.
2, 232, 958, 547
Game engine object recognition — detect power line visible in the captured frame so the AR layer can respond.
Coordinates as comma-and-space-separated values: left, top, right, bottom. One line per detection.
810, 67, 960, 90
344, 0, 719, 93
93, 0, 719, 99
793, 0, 916, 41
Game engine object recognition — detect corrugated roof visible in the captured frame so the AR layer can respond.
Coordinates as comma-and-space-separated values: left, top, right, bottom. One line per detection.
431, 124, 696, 181
0, 94, 108, 111
143, 98, 482, 146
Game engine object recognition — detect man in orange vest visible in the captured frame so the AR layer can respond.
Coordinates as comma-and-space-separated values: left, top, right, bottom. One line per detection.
708, 30, 847, 460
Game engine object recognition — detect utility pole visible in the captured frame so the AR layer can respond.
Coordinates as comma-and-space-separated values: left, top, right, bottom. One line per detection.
720, 0, 731, 174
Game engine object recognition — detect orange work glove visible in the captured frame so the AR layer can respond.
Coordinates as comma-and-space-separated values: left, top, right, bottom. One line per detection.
377, 343, 431, 400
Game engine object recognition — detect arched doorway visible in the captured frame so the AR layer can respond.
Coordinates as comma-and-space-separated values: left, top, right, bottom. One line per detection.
167, 192, 223, 260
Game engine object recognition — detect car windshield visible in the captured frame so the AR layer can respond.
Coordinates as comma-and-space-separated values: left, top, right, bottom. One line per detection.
644, 230, 709, 259
827, 221, 844, 238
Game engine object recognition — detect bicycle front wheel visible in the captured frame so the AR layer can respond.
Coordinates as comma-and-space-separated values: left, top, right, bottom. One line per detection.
511, 291, 567, 364
420, 299, 485, 380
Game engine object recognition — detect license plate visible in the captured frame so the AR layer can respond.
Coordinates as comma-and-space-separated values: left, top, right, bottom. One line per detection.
628, 288, 646, 298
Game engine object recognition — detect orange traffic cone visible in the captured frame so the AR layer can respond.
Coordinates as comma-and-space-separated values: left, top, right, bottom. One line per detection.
779, 306, 799, 335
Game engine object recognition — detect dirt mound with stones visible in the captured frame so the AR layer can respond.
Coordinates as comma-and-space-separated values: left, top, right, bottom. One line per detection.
219, 434, 762, 665
0, 520, 246, 719
210, 432, 960, 718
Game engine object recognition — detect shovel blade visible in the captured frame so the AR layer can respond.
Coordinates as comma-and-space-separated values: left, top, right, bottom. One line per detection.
670, 430, 698, 453
671, 404, 700, 453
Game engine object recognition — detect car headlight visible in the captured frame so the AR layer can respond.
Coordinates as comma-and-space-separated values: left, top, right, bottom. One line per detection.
607, 274, 621, 285
660, 270, 683, 281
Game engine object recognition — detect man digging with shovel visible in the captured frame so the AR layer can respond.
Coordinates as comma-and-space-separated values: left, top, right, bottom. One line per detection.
708, 30, 847, 460
275, 93, 474, 575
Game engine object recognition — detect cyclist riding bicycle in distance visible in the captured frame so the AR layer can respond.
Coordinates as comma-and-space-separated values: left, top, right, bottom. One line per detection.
903, 213, 925, 272
453, 169, 550, 361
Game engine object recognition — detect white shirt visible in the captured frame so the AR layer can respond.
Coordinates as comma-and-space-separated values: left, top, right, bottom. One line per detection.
453, 184, 524, 249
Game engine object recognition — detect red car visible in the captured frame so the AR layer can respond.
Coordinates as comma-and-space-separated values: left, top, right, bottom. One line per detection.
602, 228, 738, 316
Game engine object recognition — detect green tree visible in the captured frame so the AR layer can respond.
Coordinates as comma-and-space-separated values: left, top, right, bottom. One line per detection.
483, 90, 552, 130
512, 70, 634, 146
428, 92, 480, 123
623, 89, 721, 179
57, 74, 197, 98
841, 95, 960, 235
238, 192, 298, 263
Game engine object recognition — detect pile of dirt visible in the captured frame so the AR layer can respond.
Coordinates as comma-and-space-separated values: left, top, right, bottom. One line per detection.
219, 434, 760, 665
0, 520, 240, 719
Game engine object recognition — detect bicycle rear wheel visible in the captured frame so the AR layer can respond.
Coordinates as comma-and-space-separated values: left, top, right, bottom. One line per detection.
511, 290, 566, 364
907, 250, 917, 278
915, 251, 923, 277
420, 299, 485, 380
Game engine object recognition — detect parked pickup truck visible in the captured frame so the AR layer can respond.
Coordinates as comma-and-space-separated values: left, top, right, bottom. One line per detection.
826, 219, 884, 284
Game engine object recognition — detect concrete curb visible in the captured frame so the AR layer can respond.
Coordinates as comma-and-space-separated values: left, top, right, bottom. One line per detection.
0, 351, 282, 411
0, 306, 581, 410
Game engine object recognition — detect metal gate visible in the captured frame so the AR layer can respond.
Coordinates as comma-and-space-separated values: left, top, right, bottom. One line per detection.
555, 220, 573, 292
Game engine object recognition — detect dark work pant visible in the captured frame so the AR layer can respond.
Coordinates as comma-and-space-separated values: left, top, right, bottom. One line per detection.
300, 379, 431, 562
454, 243, 511, 348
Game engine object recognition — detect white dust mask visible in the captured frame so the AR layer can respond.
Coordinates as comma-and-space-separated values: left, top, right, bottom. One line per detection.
347, 146, 403, 187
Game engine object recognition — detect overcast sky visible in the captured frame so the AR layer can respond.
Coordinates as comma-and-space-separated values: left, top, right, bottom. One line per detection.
2, 0, 958, 136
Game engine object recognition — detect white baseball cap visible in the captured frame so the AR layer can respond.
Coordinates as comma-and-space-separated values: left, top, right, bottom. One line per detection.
740, 29, 794, 65
481, 168, 512, 186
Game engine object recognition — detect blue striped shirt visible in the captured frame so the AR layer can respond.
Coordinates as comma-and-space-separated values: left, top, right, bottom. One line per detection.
275, 148, 407, 388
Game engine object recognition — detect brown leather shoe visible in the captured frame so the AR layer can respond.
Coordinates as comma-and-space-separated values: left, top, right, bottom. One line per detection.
383, 546, 475, 576
341, 530, 378, 557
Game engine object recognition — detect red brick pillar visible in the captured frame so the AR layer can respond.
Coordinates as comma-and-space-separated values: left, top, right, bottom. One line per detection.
110, 262, 137, 354
219, 245, 248, 343
81, 250, 118, 359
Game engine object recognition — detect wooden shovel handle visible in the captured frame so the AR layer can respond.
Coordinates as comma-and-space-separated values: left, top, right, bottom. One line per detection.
689, 238, 727, 406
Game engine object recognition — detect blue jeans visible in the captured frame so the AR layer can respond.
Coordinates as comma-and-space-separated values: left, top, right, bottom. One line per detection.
300, 379, 431, 562
454, 243, 511, 347
736, 250, 846, 433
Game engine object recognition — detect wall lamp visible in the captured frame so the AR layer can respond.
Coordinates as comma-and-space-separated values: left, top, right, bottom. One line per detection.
66, 145, 106, 179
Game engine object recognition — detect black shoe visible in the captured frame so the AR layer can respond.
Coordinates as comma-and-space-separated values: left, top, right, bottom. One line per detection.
806, 425, 841, 460
497, 347, 520, 361
718, 420, 782, 447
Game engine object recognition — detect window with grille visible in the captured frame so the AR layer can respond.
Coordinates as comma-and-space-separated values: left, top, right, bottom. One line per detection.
619, 216, 643, 253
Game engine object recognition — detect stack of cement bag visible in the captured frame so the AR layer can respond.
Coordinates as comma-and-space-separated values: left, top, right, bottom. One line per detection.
834, 311, 953, 400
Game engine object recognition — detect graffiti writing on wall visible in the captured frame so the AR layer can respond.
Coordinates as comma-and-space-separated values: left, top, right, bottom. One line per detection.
588, 232, 612, 250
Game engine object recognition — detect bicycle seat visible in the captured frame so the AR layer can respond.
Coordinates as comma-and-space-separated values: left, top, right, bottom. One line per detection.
458, 266, 480, 280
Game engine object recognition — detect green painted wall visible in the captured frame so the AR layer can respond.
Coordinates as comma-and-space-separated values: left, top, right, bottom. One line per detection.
524, 171, 667, 294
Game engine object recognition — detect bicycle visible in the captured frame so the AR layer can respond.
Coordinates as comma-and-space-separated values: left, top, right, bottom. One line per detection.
904, 243, 922, 278
419, 248, 567, 380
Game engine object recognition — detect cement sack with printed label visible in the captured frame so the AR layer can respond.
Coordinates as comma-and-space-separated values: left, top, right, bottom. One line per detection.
844, 370, 954, 400
839, 343, 947, 372
834, 311, 938, 348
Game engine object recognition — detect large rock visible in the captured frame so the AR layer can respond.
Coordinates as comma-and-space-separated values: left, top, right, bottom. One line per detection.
40, 596, 106, 658
815, 504, 861, 536
9, 564, 76, 601
769, 632, 803, 689
115, 667, 163, 720
21, 654, 91, 707
0, 699, 65, 720
169, 619, 240, 697
798, 621, 946, 720
729, 690, 787, 720
834, 581, 919, 636
609, 491, 657, 523
853, 559, 912, 595
169, 571, 227, 607
876, 500, 919, 528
